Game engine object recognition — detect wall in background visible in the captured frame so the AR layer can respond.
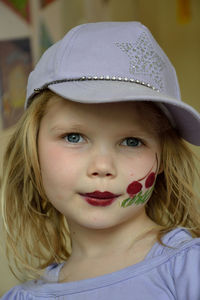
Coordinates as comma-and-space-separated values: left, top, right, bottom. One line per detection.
0, 0, 69, 293
0, 0, 200, 295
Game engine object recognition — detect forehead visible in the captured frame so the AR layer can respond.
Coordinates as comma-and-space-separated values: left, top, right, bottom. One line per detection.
43, 95, 161, 134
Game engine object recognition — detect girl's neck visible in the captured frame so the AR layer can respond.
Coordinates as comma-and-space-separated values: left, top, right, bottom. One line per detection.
59, 220, 160, 283
67, 214, 161, 261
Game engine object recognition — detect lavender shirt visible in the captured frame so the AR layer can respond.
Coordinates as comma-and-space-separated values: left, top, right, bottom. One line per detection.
1, 227, 200, 299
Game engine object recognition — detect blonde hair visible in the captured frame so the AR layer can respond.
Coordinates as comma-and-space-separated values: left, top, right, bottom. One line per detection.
1, 90, 200, 281
1, 91, 71, 280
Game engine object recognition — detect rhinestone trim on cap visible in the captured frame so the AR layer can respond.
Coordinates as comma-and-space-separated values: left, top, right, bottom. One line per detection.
33, 76, 160, 94
115, 32, 166, 92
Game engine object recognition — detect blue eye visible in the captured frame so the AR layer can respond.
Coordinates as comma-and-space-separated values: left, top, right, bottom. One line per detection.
121, 137, 142, 147
65, 133, 84, 143
63, 134, 142, 147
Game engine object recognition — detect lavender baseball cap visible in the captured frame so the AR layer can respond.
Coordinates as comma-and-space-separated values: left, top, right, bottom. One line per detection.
26, 21, 200, 145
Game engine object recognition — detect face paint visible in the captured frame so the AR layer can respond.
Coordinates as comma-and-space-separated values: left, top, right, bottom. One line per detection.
120, 154, 158, 208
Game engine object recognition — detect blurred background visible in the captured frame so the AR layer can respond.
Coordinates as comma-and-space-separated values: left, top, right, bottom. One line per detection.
0, 0, 200, 295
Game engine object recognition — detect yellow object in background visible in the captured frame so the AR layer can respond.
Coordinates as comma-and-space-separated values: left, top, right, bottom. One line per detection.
177, 0, 191, 24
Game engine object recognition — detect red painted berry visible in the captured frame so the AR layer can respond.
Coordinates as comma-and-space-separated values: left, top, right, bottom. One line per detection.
127, 181, 142, 196
145, 172, 155, 188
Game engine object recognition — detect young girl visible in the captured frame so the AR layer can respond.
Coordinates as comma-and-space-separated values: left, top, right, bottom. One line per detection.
1, 21, 200, 299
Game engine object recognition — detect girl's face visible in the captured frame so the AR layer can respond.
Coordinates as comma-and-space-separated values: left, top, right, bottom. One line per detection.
38, 96, 162, 230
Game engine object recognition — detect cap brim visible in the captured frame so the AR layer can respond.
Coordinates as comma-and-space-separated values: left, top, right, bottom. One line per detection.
48, 80, 200, 146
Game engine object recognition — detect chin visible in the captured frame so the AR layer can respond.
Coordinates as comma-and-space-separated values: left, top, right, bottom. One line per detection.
78, 217, 123, 230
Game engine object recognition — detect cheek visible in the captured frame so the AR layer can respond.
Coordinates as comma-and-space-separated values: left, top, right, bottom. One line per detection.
121, 175, 156, 208
38, 142, 81, 195
120, 152, 158, 208
122, 150, 156, 180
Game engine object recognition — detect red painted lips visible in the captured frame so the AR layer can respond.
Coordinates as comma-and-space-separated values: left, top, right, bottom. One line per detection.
80, 191, 121, 207
84, 197, 117, 207
81, 191, 120, 199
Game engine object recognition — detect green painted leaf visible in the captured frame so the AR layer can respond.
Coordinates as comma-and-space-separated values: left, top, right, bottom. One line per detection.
126, 197, 136, 207
121, 186, 155, 208
127, 191, 143, 206
141, 191, 149, 203
121, 197, 131, 207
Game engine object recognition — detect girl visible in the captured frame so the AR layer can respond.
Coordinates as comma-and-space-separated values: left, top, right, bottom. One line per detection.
1, 21, 200, 299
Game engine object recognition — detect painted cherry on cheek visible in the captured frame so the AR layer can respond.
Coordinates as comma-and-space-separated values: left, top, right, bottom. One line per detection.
121, 154, 158, 208
145, 172, 155, 188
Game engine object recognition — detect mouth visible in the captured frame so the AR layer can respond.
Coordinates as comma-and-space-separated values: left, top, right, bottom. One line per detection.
81, 191, 120, 198
79, 191, 121, 207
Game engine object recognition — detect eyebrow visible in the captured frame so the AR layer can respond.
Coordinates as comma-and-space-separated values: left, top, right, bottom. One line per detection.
49, 123, 88, 133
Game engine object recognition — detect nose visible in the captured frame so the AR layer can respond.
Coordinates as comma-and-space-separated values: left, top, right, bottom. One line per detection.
87, 154, 117, 178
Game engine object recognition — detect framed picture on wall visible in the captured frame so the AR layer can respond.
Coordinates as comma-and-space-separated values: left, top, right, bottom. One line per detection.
0, 38, 32, 129
1, 0, 31, 23
40, 0, 57, 8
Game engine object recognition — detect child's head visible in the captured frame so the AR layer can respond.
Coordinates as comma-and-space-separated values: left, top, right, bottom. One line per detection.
2, 21, 200, 279
38, 93, 164, 230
